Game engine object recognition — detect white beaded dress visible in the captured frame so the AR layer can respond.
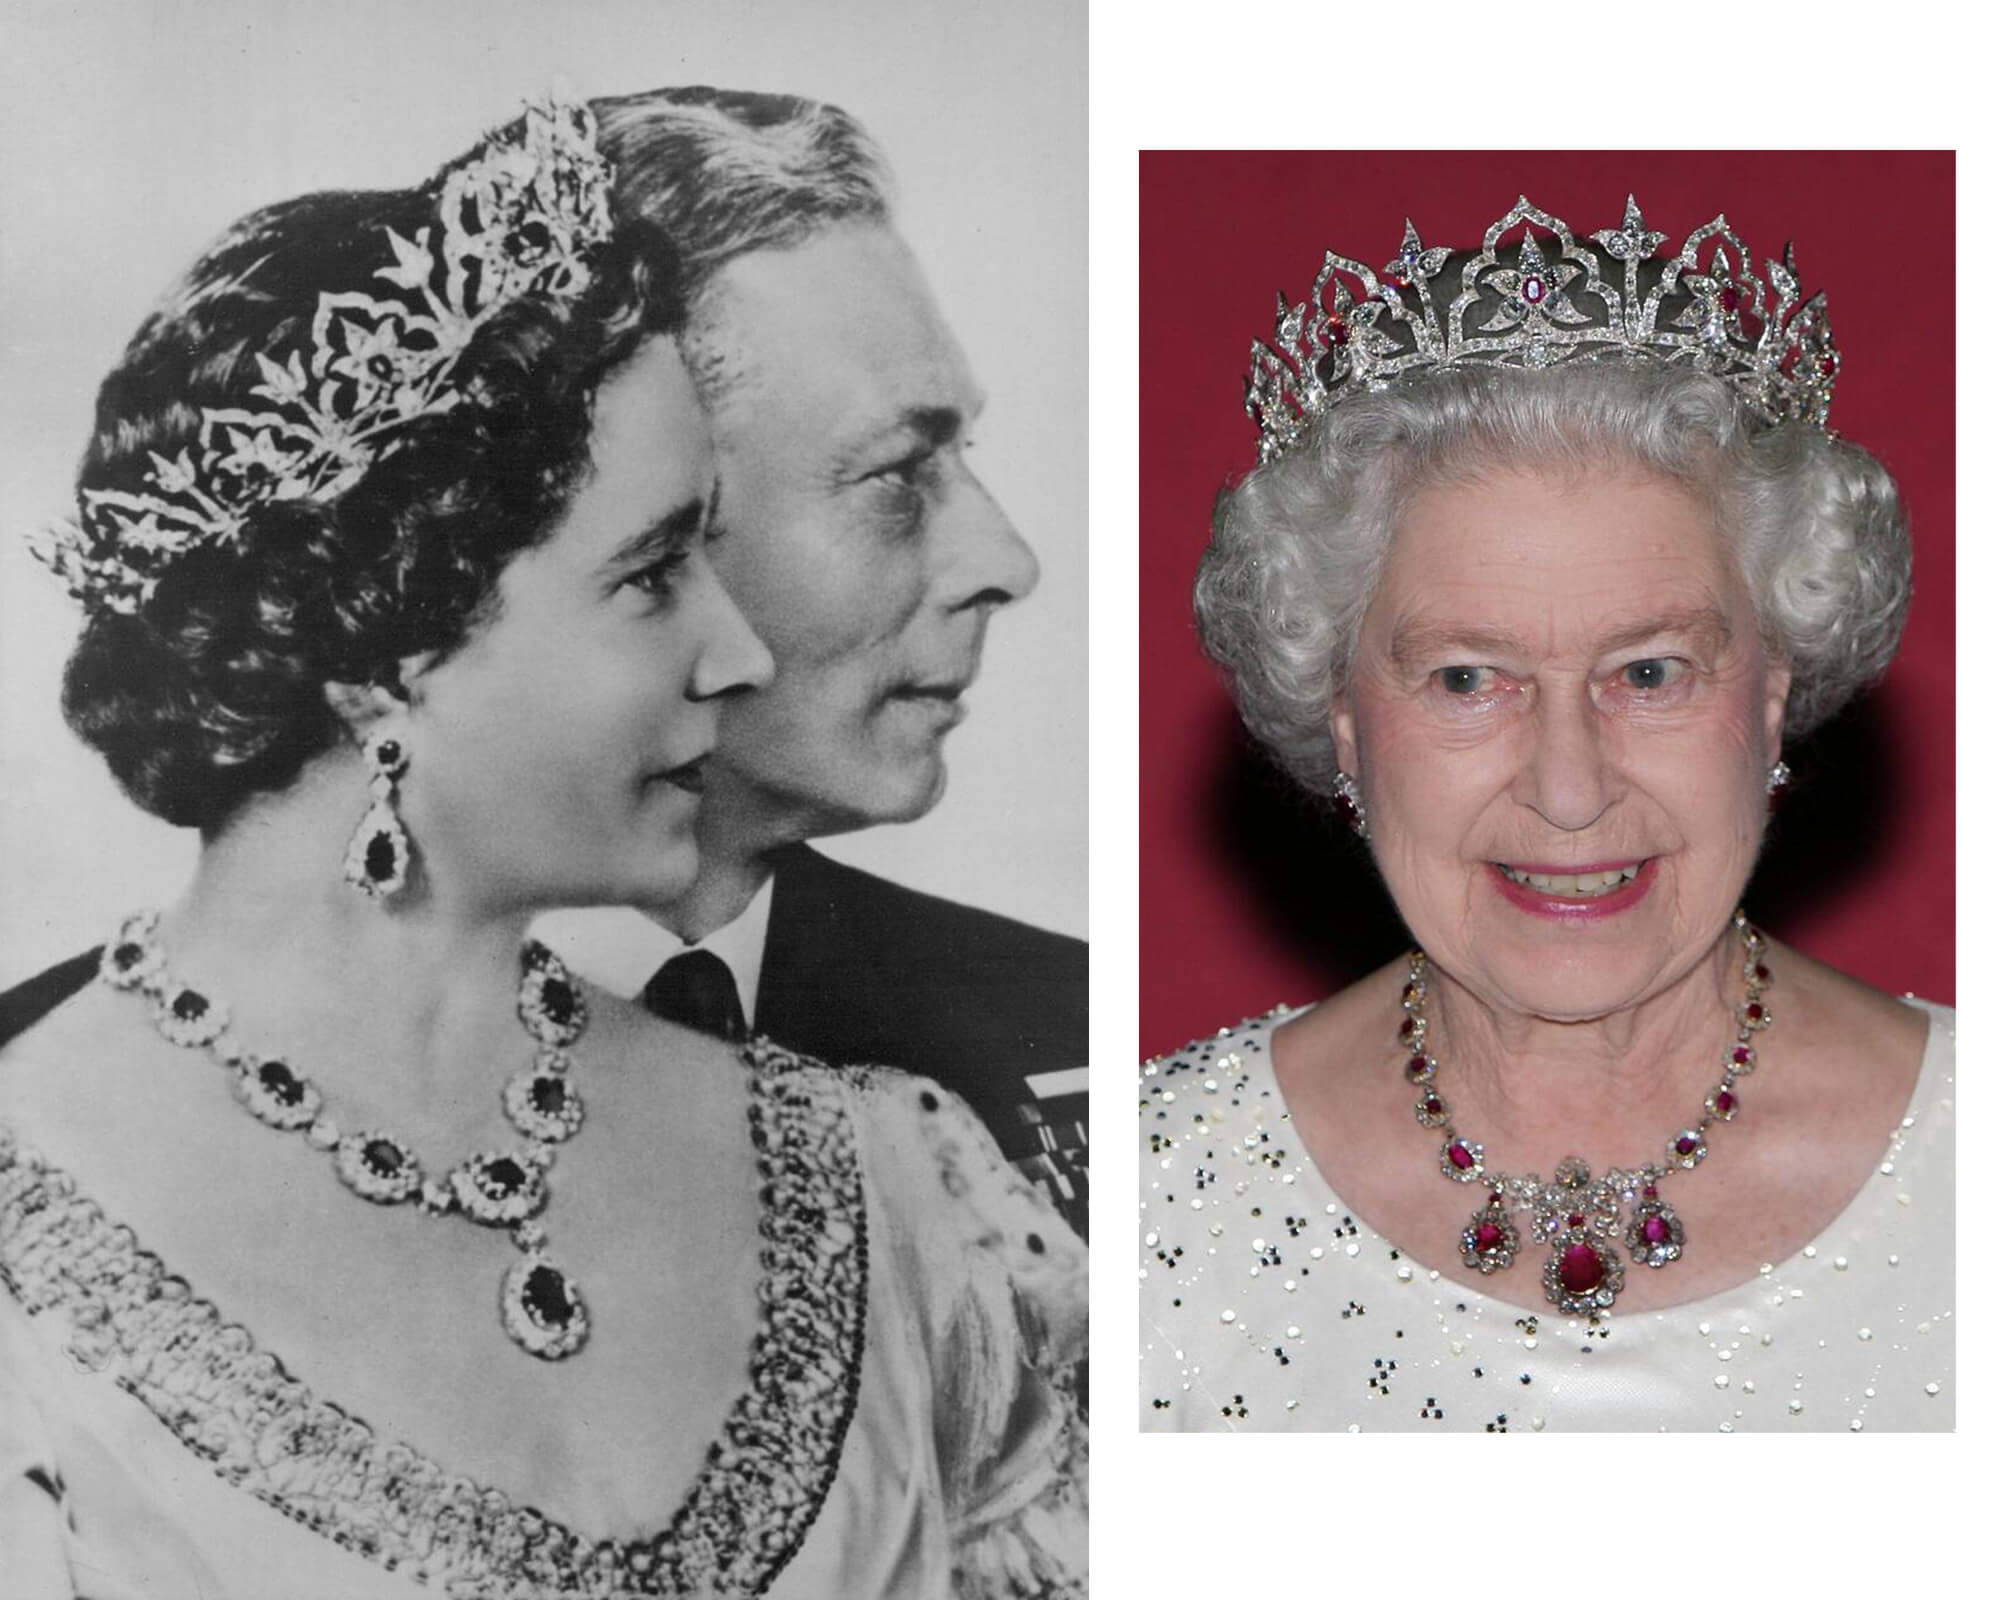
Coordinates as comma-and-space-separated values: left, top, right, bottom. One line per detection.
1139, 999, 1953, 1433
0, 957, 1086, 1599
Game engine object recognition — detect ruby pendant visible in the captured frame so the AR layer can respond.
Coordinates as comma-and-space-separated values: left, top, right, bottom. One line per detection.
1459, 1197, 1519, 1274
1625, 1199, 1685, 1268
1541, 1229, 1626, 1314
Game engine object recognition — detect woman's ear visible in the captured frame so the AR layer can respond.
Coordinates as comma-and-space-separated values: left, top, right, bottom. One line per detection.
1332, 700, 1361, 777
1763, 658, 1793, 754
322, 680, 408, 744
325, 648, 443, 738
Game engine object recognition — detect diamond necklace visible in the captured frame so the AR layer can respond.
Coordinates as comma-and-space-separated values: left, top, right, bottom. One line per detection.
1401, 909, 1770, 1315
100, 908, 593, 1359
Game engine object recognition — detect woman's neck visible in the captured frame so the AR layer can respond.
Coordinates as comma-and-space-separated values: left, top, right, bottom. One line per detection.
151, 753, 542, 1143
1419, 931, 1742, 1171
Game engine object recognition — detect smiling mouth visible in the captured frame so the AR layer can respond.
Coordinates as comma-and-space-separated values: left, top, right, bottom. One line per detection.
1495, 861, 1646, 899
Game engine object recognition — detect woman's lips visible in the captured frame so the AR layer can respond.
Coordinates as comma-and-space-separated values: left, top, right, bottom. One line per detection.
1487, 857, 1657, 918
885, 682, 970, 728
658, 755, 708, 796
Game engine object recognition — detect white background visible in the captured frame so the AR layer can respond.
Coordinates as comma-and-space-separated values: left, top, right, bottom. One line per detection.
0, 0, 1087, 988
1, 0, 1983, 1594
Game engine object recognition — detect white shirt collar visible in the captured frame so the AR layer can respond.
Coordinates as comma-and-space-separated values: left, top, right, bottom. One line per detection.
531, 877, 776, 1024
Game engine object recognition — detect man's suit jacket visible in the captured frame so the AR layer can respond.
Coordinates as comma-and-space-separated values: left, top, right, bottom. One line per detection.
755, 843, 1088, 1234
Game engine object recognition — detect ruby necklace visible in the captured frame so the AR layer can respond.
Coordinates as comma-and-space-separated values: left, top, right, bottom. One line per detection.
1401, 910, 1770, 1315
100, 909, 594, 1359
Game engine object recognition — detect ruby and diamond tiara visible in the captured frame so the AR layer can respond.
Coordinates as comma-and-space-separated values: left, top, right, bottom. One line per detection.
1245, 196, 1839, 465
32, 95, 615, 617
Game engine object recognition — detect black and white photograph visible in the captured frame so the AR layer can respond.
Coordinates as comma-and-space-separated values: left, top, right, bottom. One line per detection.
0, 2, 1085, 1593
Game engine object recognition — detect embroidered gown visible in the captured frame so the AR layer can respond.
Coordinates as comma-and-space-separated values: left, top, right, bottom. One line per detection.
0, 956, 1086, 1598
1139, 999, 1953, 1433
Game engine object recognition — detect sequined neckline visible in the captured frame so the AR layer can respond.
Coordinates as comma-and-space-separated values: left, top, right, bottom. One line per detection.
0, 1036, 868, 1598
1167, 998, 1949, 1326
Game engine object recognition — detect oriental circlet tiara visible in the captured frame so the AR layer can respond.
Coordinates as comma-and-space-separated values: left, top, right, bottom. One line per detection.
32, 95, 615, 617
1246, 196, 1839, 464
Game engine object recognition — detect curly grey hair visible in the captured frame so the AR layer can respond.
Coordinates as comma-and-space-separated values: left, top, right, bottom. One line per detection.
1194, 361, 1912, 797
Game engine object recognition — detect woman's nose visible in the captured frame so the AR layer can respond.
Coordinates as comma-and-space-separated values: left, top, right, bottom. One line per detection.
689, 564, 774, 699
1519, 684, 1614, 831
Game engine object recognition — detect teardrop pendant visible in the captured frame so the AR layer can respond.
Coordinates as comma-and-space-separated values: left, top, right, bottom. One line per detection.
1542, 1227, 1626, 1315
343, 794, 410, 898
501, 1254, 589, 1360
1625, 1195, 1686, 1268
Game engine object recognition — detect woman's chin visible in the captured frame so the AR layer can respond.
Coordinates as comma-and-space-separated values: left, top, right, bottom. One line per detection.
627, 851, 699, 913
1437, 860, 1688, 1016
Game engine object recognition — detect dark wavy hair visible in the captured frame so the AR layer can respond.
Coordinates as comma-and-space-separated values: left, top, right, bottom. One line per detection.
61, 128, 686, 832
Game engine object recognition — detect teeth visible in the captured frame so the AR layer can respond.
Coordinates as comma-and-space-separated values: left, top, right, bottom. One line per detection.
1499, 863, 1642, 898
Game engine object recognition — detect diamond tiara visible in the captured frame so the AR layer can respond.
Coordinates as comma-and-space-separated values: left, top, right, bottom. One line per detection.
33, 94, 617, 616
1245, 196, 1839, 465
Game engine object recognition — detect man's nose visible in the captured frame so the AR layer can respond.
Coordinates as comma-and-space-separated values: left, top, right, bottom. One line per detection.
937, 468, 1039, 609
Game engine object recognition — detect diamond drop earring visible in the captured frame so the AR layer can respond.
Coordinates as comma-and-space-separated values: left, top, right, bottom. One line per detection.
1766, 760, 1791, 795
343, 733, 412, 899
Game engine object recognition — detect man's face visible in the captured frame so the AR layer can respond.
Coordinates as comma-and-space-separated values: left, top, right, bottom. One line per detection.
694, 223, 1039, 837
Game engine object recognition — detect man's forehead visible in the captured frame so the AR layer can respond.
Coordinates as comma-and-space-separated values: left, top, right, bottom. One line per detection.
692, 222, 982, 439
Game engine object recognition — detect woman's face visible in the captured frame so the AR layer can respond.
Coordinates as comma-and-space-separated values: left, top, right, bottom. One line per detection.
1334, 464, 1790, 1021
399, 336, 773, 915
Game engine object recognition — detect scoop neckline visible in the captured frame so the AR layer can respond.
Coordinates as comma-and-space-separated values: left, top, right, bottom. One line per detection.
0, 1035, 870, 1595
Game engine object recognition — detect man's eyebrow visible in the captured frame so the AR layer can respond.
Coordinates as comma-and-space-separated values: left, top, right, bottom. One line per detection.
601, 492, 710, 572
839, 394, 988, 462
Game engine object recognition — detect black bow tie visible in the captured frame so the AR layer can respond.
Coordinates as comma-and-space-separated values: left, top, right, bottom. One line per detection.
641, 949, 747, 1041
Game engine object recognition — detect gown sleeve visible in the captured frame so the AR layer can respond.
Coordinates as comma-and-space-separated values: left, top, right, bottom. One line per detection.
0, 1298, 79, 1599
847, 1069, 1087, 1599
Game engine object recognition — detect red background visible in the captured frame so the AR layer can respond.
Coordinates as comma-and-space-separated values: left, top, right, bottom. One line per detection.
1139, 151, 1955, 1059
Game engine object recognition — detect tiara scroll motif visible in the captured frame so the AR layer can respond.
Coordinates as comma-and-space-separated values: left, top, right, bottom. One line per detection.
34, 95, 616, 616
1245, 196, 1840, 465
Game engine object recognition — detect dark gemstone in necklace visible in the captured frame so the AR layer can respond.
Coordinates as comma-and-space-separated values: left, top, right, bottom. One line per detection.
363, 1138, 406, 1178
171, 990, 208, 1022
530, 1076, 567, 1114
523, 1264, 575, 1327
258, 1060, 304, 1106
364, 831, 398, 883
113, 942, 143, 970
484, 1157, 527, 1194
1558, 1242, 1606, 1294
537, 979, 577, 1027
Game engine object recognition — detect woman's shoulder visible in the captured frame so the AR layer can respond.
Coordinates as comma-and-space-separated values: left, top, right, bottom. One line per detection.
816, 1053, 1085, 1339
1140, 962, 1409, 1132
1757, 938, 1941, 1113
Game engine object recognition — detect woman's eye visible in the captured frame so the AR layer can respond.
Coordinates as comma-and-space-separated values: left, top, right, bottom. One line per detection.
622, 553, 689, 599
1435, 665, 1494, 695
1621, 658, 1684, 691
